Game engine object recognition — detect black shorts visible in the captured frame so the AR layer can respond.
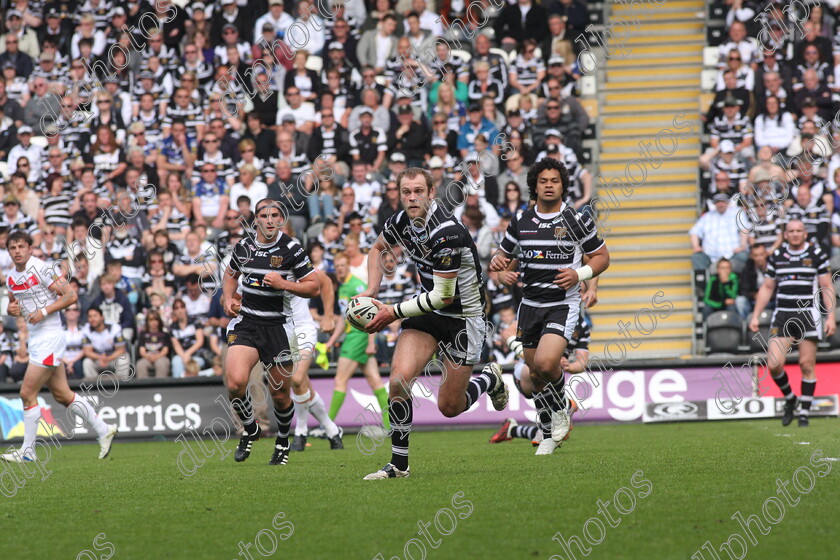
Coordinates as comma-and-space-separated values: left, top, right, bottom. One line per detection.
226, 316, 298, 365
770, 308, 822, 341
401, 313, 486, 366
517, 303, 580, 349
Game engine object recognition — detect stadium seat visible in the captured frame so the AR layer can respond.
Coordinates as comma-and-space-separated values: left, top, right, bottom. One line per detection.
30, 136, 48, 148
305, 55, 323, 73
450, 49, 472, 63
584, 123, 596, 140
707, 25, 726, 46
489, 47, 511, 65
705, 311, 743, 354
703, 46, 719, 68
708, 1, 726, 19
700, 69, 717, 92
589, 9, 604, 25
746, 310, 772, 353
580, 75, 597, 96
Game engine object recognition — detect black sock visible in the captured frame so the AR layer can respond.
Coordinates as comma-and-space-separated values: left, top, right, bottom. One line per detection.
231, 393, 257, 435
512, 425, 540, 440
545, 377, 568, 411
533, 390, 553, 437
772, 370, 795, 400
800, 379, 816, 416
465, 372, 496, 410
389, 397, 412, 471
273, 403, 295, 447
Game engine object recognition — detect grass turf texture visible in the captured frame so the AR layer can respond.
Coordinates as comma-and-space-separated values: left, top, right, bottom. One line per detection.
2, 420, 839, 560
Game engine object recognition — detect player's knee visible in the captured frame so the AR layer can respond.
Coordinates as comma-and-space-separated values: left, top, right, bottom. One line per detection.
226, 376, 248, 396
531, 358, 558, 379
438, 399, 461, 418
389, 375, 413, 400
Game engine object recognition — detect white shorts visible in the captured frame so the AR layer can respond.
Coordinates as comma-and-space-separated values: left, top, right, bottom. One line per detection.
28, 330, 67, 368
293, 320, 318, 357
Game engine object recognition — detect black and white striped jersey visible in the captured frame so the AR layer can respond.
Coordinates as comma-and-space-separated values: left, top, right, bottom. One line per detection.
564, 315, 591, 359
784, 200, 830, 247
749, 207, 782, 249
377, 273, 416, 306
766, 242, 829, 312
710, 113, 753, 145
41, 192, 73, 228
227, 232, 315, 323
381, 203, 485, 318
164, 103, 204, 137
499, 203, 604, 307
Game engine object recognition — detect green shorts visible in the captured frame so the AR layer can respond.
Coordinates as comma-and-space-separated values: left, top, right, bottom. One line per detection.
339, 330, 369, 364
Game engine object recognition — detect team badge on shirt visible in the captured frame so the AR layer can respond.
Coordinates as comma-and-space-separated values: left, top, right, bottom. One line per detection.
270, 256, 283, 267
803, 258, 812, 267
554, 226, 567, 239
228, 334, 237, 343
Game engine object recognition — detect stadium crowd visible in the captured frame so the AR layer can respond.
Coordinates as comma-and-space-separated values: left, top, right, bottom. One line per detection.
0, 0, 594, 382
694, 1, 840, 322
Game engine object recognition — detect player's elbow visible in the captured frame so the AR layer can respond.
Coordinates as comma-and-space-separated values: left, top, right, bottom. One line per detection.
441, 297, 454, 306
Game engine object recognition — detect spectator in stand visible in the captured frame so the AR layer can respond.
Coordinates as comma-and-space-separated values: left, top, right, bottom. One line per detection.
143, 251, 176, 299
169, 298, 206, 379
494, 0, 549, 44
785, 185, 830, 253
716, 41, 755, 92
89, 274, 136, 343
181, 273, 212, 327
792, 69, 833, 120
736, 244, 771, 319
82, 306, 131, 380
707, 70, 752, 124
498, 180, 529, 221
690, 193, 750, 273
717, 21, 759, 69
754, 95, 796, 153
700, 96, 755, 169
229, 164, 268, 212
709, 140, 749, 196
703, 258, 739, 319
136, 310, 172, 379
191, 162, 230, 231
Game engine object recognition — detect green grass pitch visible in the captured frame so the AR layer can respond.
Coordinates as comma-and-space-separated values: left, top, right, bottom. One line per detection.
2, 420, 839, 560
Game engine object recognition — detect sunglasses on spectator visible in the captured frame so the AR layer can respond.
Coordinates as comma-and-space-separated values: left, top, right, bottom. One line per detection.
240, 148, 254, 153
202, 168, 217, 172
386, 186, 398, 191
546, 105, 560, 110
203, 139, 219, 144
729, 56, 741, 60
433, 119, 445, 124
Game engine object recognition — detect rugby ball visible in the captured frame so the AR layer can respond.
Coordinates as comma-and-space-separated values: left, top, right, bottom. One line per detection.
346, 296, 380, 330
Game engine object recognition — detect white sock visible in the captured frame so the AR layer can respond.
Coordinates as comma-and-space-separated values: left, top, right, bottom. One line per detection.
68, 394, 109, 438
292, 390, 311, 437
308, 392, 340, 438
21, 405, 40, 455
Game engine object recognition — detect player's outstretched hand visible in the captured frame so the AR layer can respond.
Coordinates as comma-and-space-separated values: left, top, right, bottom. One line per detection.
357, 288, 377, 299
364, 300, 396, 333
825, 316, 836, 337
489, 252, 510, 272
748, 315, 759, 333
554, 268, 579, 290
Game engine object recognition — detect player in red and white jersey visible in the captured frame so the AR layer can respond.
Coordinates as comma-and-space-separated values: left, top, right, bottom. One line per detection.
1, 231, 117, 464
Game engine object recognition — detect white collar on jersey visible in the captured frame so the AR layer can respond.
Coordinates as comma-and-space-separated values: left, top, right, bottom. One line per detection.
535, 201, 565, 221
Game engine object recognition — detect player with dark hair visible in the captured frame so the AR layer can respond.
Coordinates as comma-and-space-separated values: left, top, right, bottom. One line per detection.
1, 231, 117, 464
222, 198, 321, 466
360, 167, 509, 480
749, 219, 836, 427
490, 157, 609, 455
